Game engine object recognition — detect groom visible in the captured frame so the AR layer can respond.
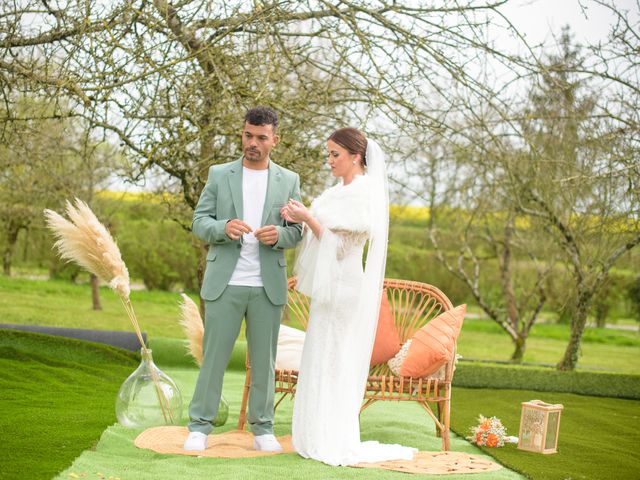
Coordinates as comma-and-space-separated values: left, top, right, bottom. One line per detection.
184, 107, 303, 452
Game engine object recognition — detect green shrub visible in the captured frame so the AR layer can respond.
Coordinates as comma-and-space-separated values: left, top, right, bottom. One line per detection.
47, 254, 82, 282
385, 243, 472, 304
117, 219, 199, 291
628, 275, 640, 324
454, 361, 640, 399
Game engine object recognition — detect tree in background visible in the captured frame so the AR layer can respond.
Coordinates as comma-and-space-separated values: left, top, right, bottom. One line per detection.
510, 27, 640, 370
399, 125, 552, 363
0, 1, 536, 202
2, 0, 537, 304
394, 20, 639, 367
1, 1, 637, 360
629, 276, 640, 330
0, 96, 78, 276
0, 93, 115, 309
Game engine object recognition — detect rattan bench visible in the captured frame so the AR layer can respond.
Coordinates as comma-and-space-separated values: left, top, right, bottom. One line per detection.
237, 277, 456, 450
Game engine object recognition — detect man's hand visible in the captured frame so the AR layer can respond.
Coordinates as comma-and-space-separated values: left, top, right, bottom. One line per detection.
225, 219, 252, 240
254, 225, 279, 246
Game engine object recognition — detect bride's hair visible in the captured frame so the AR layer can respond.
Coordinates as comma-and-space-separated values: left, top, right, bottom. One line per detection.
328, 128, 367, 166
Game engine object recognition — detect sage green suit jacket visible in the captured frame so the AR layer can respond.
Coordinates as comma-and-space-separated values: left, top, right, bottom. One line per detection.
192, 158, 303, 305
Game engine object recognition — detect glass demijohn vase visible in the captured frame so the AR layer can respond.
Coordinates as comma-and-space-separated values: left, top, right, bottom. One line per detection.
116, 348, 183, 428
214, 394, 229, 427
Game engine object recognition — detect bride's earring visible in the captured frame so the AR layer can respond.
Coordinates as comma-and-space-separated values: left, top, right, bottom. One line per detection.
352, 161, 356, 165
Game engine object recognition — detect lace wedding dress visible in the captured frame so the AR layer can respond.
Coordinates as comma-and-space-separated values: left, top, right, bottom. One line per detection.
291, 174, 416, 466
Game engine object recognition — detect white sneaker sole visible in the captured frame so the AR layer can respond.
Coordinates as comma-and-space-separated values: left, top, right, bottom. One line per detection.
252, 440, 283, 452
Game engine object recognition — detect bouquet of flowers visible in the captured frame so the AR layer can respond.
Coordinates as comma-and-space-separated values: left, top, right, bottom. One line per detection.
468, 415, 508, 447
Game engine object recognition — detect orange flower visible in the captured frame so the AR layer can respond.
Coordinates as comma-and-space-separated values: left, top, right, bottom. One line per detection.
480, 420, 492, 431
486, 433, 499, 447
475, 432, 483, 444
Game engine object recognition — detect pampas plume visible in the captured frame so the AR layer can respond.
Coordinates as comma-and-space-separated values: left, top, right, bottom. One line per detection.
44, 198, 144, 349
44, 198, 178, 422
179, 293, 204, 365
44, 198, 130, 298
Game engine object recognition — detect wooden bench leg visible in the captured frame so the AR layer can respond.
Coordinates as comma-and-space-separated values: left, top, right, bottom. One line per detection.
441, 388, 451, 451
442, 426, 451, 451
237, 365, 251, 431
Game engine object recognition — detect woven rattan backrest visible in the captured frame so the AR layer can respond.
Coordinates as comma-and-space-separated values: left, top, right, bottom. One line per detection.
284, 277, 453, 337
383, 279, 453, 342
285, 277, 454, 377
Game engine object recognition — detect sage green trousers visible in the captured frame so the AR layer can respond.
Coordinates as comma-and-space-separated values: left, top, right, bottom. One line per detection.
188, 285, 283, 436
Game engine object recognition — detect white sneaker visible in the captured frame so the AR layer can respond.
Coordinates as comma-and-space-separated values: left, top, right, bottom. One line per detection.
253, 434, 283, 452
183, 431, 208, 451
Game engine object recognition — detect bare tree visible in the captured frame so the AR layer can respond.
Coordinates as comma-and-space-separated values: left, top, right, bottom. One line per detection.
509, 25, 640, 370
0, 95, 93, 275
0, 1, 533, 200
394, 123, 552, 363
2, 1, 540, 308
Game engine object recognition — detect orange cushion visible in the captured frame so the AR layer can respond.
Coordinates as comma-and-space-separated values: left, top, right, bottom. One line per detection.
370, 290, 402, 366
399, 304, 466, 378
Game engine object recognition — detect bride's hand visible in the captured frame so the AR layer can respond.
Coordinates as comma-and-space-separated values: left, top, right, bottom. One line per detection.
281, 199, 309, 223
280, 205, 294, 222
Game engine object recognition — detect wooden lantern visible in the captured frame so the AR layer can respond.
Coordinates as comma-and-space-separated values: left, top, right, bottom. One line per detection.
517, 399, 563, 454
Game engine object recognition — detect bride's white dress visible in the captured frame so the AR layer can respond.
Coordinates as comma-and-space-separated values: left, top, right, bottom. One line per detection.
291, 175, 416, 466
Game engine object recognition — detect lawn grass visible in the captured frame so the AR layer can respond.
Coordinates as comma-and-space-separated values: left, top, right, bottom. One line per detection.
0, 329, 138, 480
450, 387, 640, 480
0, 275, 185, 337
2, 275, 639, 373
456, 328, 640, 374
461, 315, 640, 347
150, 336, 640, 399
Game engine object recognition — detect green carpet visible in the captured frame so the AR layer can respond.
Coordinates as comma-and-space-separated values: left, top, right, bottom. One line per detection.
0, 329, 138, 480
56, 368, 524, 480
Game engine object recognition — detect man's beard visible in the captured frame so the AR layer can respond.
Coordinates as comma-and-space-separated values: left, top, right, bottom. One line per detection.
245, 149, 264, 162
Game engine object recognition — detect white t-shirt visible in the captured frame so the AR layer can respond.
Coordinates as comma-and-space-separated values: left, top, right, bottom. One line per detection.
228, 166, 269, 286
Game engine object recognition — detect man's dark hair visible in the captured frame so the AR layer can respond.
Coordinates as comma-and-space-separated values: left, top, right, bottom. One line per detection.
244, 106, 279, 130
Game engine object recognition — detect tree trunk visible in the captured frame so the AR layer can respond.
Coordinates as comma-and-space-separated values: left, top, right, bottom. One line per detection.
90, 273, 102, 310
3, 224, 21, 276
594, 300, 607, 328
2, 245, 11, 276
502, 215, 525, 363
557, 289, 593, 370
22, 227, 29, 262
510, 335, 527, 363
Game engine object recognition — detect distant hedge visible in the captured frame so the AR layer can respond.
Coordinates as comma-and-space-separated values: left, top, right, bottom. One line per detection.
453, 361, 640, 399
149, 336, 640, 400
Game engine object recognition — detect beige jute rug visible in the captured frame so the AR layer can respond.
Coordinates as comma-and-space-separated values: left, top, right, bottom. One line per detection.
135, 427, 502, 475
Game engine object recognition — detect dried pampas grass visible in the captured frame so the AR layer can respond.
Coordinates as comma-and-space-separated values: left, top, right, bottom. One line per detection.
44, 198, 180, 423
44, 198, 130, 299
179, 293, 204, 365
44, 198, 145, 349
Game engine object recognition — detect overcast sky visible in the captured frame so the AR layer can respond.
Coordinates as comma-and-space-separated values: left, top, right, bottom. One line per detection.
497, 0, 637, 48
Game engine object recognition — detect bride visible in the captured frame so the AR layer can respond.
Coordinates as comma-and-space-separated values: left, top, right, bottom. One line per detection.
280, 128, 416, 466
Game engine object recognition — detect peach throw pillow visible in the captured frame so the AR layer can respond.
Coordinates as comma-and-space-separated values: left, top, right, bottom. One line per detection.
370, 290, 402, 366
399, 304, 466, 378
